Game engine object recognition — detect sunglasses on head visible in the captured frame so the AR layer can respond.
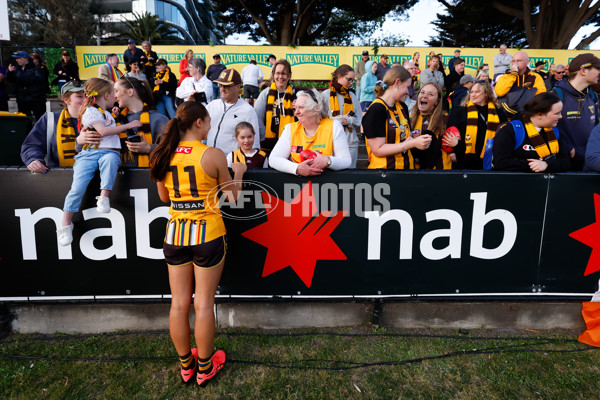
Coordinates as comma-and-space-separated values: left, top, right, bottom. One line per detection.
304, 90, 318, 104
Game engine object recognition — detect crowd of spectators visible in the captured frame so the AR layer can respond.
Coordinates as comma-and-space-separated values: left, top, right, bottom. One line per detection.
5, 41, 600, 176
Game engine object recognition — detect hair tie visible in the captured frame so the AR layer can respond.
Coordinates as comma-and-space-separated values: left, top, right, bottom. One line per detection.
87, 91, 98, 98
375, 80, 388, 90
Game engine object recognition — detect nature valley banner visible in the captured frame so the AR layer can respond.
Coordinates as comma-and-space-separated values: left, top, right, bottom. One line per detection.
77, 46, 600, 81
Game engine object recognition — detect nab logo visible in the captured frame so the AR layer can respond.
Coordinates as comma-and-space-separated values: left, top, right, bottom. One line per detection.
242, 181, 346, 288
176, 146, 193, 154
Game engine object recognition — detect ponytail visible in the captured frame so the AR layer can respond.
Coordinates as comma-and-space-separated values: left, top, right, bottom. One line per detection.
149, 101, 209, 181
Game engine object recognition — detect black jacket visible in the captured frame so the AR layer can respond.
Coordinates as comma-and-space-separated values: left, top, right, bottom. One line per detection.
53, 60, 79, 83
492, 120, 571, 172
6, 62, 47, 102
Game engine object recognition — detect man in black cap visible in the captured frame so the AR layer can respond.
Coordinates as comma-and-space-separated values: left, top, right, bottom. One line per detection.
207, 53, 227, 100
355, 50, 370, 101
533, 60, 549, 80
123, 39, 144, 65
7, 50, 47, 120
53, 50, 80, 91
554, 53, 600, 170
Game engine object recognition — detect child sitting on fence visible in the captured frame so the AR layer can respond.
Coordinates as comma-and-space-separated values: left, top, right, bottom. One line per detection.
57, 78, 142, 246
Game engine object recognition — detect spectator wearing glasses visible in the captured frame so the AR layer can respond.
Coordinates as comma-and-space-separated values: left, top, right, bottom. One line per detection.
254, 59, 296, 153
495, 51, 546, 98
545, 64, 566, 91
320, 64, 362, 168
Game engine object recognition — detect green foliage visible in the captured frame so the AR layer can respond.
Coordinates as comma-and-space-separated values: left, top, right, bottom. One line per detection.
7, 0, 103, 47
428, 0, 527, 48
111, 12, 185, 45
212, 0, 417, 46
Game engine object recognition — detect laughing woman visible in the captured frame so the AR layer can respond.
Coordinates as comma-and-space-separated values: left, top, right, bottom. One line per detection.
361, 67, 432, 170
409, 82, 449, 169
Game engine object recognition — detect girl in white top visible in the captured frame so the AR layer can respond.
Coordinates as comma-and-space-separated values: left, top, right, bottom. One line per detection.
57, 78, 142, 246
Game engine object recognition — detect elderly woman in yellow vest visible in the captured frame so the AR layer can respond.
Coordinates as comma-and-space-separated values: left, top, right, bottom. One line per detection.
362, 67, 432, 169
320, 64, 362, 168
269, 89, 351, 176
254, 59, 296, 153
446, 81, 507, 169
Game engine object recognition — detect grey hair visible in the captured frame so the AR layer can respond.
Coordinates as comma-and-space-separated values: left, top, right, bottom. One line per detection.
141, 40, 151, 47
555, 64, 565, 70
296, 89, 327, 119
189, 58, 206, 76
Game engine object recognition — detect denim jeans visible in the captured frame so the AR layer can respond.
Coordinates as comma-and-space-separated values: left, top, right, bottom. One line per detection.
63, 149, 121, 212
212, 83, 220, 100
155, 95, 176, 119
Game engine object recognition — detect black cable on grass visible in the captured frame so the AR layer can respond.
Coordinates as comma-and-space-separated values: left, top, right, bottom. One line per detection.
0, 330, 583, 345
0, 340, 595, 371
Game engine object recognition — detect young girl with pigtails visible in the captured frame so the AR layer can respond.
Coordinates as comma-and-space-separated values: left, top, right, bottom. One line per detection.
57, 78, 142, 246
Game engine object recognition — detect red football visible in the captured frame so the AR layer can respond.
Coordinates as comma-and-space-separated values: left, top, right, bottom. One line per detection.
300, 150, 318, 161
442, 126, 461, 153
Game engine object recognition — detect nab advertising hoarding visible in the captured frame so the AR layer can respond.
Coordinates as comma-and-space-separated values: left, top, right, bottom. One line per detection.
1, 169, 599, 301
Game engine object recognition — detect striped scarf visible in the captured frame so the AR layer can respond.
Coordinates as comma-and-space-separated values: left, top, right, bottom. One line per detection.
81, 104, 109, 150
263, 82, 295, 151
153, 67, 171, 92
524, 122, 559, 159
114, 105, 153, 167
464, 102, 500, 158
106, 63, 123, 82
143, 51, 153, 67
329, 80, 354, 132
55, 108, 77, 166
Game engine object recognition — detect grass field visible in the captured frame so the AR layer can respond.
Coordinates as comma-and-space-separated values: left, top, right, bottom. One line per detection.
0, 326, 598, 399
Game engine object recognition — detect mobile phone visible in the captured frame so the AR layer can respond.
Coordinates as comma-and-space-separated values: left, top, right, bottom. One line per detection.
126, 135, 142, 143
193, 92, 207, 103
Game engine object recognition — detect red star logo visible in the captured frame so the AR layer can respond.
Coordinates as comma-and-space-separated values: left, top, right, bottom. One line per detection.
570, 193, 600, 276
241, 181, 347, 288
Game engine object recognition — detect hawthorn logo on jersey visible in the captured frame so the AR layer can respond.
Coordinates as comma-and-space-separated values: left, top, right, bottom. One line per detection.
570, 193, 600, 276
176, 146, 193, 154
242, 182, 347, 288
